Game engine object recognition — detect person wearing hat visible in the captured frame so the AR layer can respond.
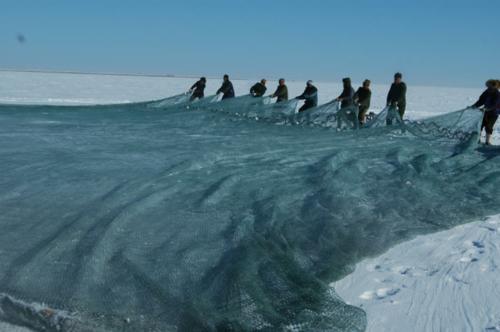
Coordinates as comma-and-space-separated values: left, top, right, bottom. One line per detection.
296, 80, 318, 112
354, 79, 372, 125
271, 78, 288, 103
386, 72, 407, 119
472, 79, 500, 145
216, 74, 235, 100
189, 77, 207, 101
250, 79, 267, 97
336, 77, 355, 108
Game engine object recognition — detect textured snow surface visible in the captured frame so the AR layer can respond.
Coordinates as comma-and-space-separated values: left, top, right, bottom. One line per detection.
335, 215, 500, 332
0, 72, 499, 331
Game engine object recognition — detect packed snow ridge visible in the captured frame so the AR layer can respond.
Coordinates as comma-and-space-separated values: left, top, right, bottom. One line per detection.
334, 215, 500, 332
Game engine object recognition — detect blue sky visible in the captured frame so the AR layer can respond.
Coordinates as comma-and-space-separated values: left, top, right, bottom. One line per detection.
0, 0, 498, 87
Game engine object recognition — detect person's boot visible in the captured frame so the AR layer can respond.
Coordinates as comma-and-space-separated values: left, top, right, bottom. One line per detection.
486, 134, 493, 145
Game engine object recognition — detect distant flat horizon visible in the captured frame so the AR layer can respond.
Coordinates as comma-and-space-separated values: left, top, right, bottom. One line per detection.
0, 68, 482, 89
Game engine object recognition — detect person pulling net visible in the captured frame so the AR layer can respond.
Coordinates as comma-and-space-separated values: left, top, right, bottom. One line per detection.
250, 79, 267, 97
189, 77, 207, 102
334, 78, 359, 129
470, 79, 500, 145
386, 72, 407, 125
295, 80, 318, 112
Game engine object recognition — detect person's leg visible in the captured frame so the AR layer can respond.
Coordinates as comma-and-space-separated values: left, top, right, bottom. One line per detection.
491, 114, 499, 144
397, 103, 406, 120
300, 102, 314, 112
485, 112, 498, 145
358, 106, 368, 125
491, 113, 499, 130
479, 113, 488, 143
386, 106, 395, 126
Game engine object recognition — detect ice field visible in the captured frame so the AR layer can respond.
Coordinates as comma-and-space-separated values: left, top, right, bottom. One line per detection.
0, 71, 499, 331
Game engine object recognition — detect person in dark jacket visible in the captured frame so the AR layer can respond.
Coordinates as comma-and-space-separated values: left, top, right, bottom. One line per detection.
472, 79, 500, 145
216, 74, 235, 100
189, 77, 206, 101
250, 79, 267, 97
271, 78, 288, 103
336, 77, 355, 108
296, 80, 318, 112
387, 72, 407, 119
354, 79, 372, 125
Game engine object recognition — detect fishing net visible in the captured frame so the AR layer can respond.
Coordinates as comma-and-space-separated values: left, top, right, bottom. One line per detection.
0, 96, 493, 332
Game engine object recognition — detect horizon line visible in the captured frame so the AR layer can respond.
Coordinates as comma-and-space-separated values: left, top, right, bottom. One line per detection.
0, 68, 478, 90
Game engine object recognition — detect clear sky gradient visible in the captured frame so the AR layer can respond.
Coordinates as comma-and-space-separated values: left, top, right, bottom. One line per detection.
1, 0, 498, 87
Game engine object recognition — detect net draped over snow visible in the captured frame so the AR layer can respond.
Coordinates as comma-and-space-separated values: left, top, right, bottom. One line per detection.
0, 95, 498, 331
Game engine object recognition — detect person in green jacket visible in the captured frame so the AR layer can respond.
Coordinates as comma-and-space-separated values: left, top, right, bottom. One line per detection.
271, 78, 288, 103
250, 79, 267, 97
354, 79, 372, 125
386, 72, 407, 119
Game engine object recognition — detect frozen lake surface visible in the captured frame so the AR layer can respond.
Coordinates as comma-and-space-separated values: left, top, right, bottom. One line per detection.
0, 71, 498, 331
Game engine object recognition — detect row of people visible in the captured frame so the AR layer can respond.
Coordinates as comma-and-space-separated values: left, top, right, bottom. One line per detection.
189, 73, 408, 124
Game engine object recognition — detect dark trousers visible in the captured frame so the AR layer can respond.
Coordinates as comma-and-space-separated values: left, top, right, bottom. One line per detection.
386, 102, 405, 125
299, 102, 315, 112
190, 93, 203, 102
397, 103, 406, 119
482, 110, 499, 135
358, 105, 369, 124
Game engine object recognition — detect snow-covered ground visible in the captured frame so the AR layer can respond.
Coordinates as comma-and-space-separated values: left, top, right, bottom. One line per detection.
0, 71, 497, 332
334, 215, 500, 332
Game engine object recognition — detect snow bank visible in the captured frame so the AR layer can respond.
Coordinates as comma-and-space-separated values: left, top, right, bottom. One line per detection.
334, 215, 500, 332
